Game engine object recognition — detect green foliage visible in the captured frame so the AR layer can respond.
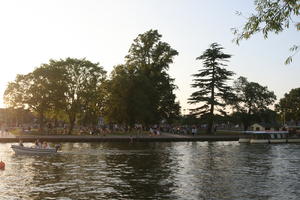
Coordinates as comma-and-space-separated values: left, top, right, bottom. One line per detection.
4, 58, 107, 134
233, 0, 300, 64
4, 66, 61, 130
188, 43, 235, 133
275, 87, 300, 123
4, 30, 180, 131
254, 109, 278, 123
126, 30, 180, 123
232, 76, 277, 130
4, 74, 29, 109
46, 58, 107, 133
105, 30, 180, 127
104, 65, 140, 125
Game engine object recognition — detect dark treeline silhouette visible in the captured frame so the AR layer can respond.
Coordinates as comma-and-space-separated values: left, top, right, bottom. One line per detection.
3, 30, 298, 134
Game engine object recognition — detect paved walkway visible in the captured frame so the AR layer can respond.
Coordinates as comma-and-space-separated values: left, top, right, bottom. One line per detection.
0, 132, 240, 143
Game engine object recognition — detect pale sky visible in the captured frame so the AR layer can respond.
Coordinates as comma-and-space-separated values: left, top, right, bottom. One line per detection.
0, 0, 299, 110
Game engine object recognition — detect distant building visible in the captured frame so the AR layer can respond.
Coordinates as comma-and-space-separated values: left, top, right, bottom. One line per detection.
250, 122, 282, 131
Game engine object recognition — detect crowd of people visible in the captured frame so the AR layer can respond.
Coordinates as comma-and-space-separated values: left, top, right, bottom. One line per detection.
18, 139, 51, 149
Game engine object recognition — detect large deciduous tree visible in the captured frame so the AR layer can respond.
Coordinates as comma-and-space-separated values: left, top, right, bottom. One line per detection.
4, 58, 107, 134
47, 58, 107, 134
126, 30, 180, 125
233, 0, 300, 64
104, 64, 151, 127
4, 74, 29, 109
188, 43, 235, 134
4, 66, 60, 131
105, 30, 180, 128
232, 76, 277, 130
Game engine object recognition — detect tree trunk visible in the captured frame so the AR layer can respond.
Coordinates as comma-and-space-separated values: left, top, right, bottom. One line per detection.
38, 111, 44, 133
68, 114, 76, 135
207, 66, 215, 134
244, 109, 252, 131
207, 121, 213, 134
243, 124, 249, 131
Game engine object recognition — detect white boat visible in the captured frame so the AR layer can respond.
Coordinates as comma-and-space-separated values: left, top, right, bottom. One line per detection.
11, 145, 58, 154
238, 137, 250, 143
286, 126, 300, 142
287, 138, 300, 143
239, 131, 289, 144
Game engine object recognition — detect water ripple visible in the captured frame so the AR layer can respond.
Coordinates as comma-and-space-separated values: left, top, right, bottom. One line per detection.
1, 142, 300, 199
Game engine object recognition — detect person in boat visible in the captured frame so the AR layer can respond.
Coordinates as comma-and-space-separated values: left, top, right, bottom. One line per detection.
34, 139, 42, 148
43, 141, 50, 149
55, 144, 61, 151
34, 140, 39, 148
38, 140, 43, 148
19, 140, 24, 147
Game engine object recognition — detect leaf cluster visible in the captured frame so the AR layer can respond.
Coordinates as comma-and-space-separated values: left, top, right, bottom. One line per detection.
275, 87, 300, 121
105, 30, 180, 127
4, 58, 107, 132
232, 0, 300, 64
188, 43, 235, 116
231, 76, 277, 129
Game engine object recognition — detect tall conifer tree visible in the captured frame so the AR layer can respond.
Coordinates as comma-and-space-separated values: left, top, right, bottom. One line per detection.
189, 43, 235, 133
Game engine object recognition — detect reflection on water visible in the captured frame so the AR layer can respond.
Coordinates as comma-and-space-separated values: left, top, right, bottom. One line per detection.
1, 142, 300, 199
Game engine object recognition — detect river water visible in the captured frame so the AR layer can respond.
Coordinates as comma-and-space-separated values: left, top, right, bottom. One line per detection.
1, 142, 300, 200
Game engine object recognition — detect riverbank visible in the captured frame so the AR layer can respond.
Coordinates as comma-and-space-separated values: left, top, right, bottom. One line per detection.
0, 132, 240, 143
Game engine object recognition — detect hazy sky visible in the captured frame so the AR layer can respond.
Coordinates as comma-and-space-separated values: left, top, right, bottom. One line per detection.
0, 0, 299, 110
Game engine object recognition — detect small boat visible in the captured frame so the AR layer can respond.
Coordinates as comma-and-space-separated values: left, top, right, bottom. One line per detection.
11, 145, 58, 155
286, 126, 300, 142
238, 132, 251, 143
239, 131, 289, 144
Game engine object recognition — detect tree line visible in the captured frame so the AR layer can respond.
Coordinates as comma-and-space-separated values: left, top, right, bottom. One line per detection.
4, 30, 179, 134
3, 29, 300, 134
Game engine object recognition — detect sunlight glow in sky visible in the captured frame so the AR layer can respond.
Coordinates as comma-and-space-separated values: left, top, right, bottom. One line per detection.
0, 0, 299, 110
